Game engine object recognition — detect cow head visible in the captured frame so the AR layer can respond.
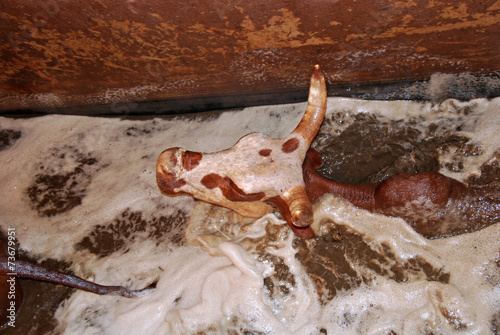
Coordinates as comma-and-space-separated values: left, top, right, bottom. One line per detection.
157, 65, 327, 238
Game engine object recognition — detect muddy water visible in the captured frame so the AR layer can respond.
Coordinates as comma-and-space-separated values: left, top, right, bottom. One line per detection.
0, 97, 498, 334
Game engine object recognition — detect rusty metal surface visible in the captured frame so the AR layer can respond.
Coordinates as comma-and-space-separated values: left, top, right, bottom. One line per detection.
1, 0, 499, 110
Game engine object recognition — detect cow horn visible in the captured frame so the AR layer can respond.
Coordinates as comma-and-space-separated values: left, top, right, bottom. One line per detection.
292, 65, 327, 145
283, 185, 313, 228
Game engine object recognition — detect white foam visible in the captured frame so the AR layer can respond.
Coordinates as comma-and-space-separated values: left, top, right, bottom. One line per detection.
313, 195, 499, 334
0, 97, 498, 334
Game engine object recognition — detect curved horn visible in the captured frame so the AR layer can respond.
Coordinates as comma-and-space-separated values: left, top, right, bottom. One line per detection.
282, 185, 313, 228
292, 64, 327, 145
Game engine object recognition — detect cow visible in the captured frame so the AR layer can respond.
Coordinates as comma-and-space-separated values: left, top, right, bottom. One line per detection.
156, 65, 327, 239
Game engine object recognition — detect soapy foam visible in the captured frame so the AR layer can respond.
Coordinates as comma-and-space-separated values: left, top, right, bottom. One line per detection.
0, 98, 498, 334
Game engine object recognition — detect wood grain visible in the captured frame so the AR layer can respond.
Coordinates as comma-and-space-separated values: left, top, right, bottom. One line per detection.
0, 0, 499, 110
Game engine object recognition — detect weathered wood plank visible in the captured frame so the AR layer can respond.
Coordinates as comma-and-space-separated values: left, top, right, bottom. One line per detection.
0, 0, 499, 109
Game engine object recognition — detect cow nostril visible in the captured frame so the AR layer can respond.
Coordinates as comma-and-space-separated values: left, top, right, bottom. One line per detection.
159, 164, 172, 176
157, 148, 179, 175
165, 160, 176, 173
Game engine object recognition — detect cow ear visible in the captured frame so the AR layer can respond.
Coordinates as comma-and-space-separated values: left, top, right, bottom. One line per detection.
306, 148, 323, 170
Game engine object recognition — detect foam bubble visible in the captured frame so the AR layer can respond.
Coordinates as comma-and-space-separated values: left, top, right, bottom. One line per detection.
0, 97, 498, 334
